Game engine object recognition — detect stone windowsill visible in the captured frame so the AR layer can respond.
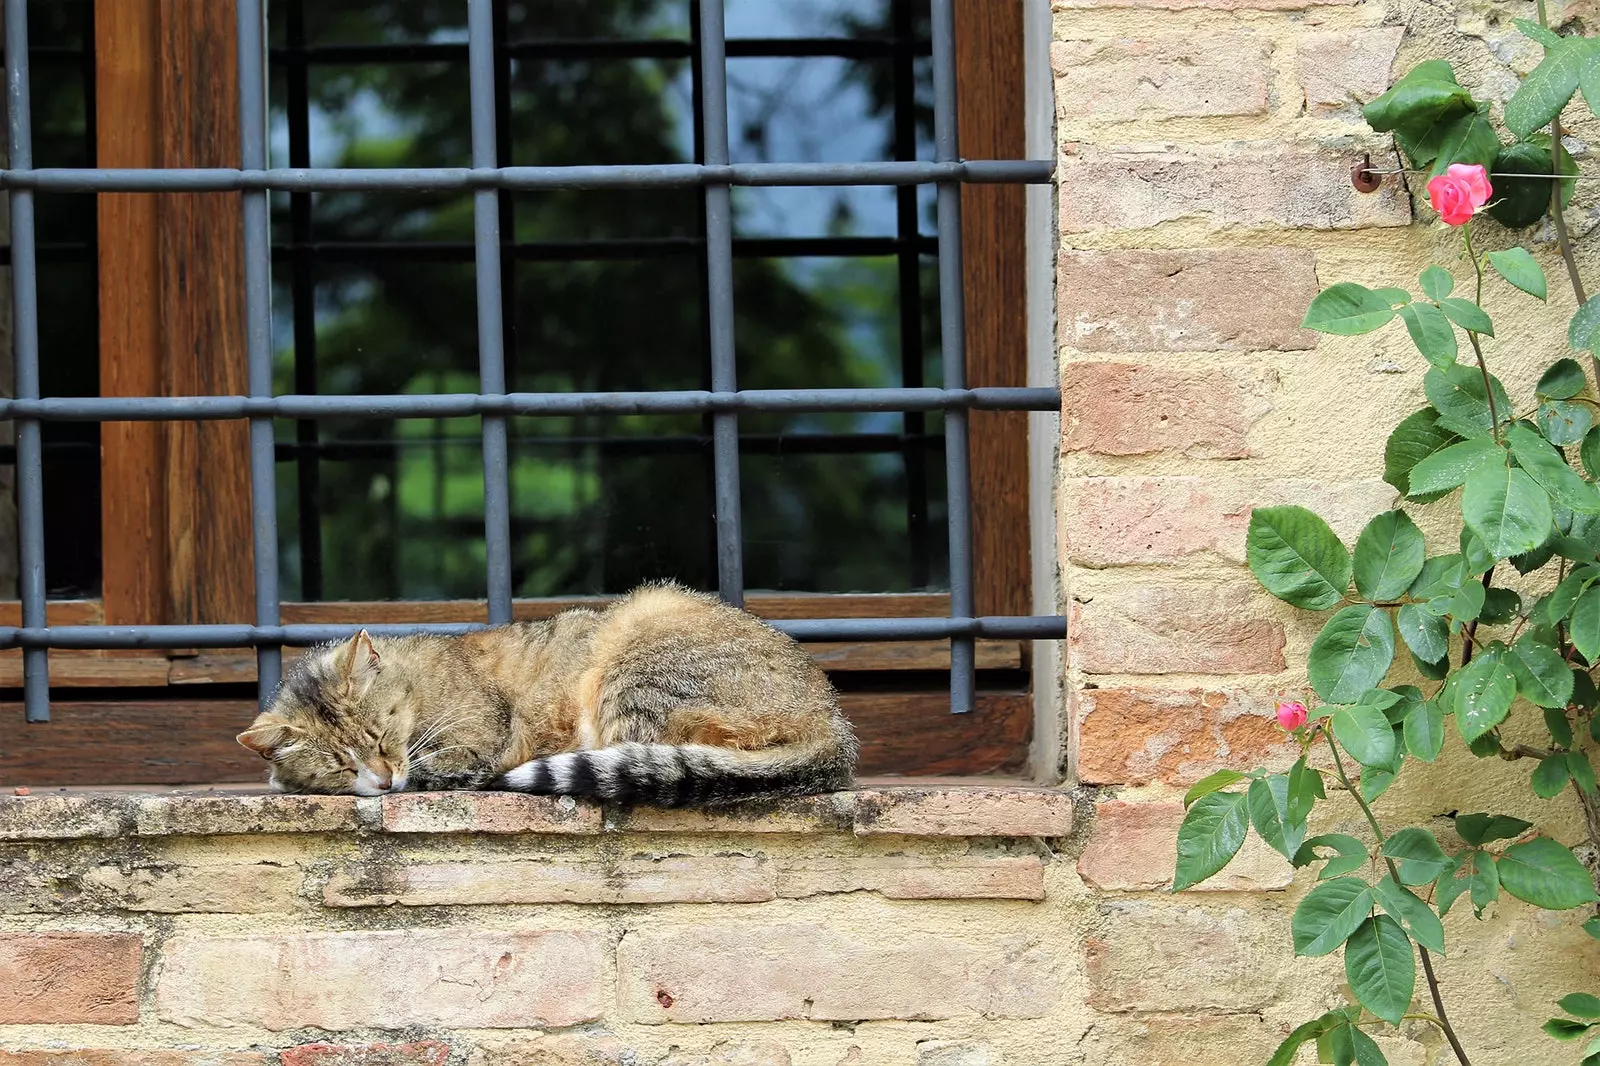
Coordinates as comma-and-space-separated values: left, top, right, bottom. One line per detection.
0, 777, 1075, 841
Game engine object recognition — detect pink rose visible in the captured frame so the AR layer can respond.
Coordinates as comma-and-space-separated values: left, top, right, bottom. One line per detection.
1276, 700, 1309, 731
1427, 163, 1493, 226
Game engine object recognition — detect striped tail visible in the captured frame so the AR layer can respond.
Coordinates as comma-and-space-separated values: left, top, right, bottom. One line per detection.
495, 738, 854, 807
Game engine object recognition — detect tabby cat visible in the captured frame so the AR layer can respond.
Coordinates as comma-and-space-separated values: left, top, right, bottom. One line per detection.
236, 582, 858, 806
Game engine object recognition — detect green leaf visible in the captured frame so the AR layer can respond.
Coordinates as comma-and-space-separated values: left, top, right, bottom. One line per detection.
1303, 283, 1399, 335
1360, 765, 1398, 804
1460, 526, 1496, 576
1347, 1027, 1388, 1066
1397, 603, 1449, 667
1420, 265, 1455, 300
1428, 112, 1501, 177
1310, 606, 1396, 704
1547, 706, 1576, 748
1545, 1018, 1596, 1039
1582, 426, 1600, 480
1508, 637, 1577, 709
1498, 837, 1600, 909
1353, 511, 1426, 601
1287, 755, 1324, 824
1173, 791, 1250, 891
1246, 506, 1352, 611
1407, 436, 1505, 496
1435, 855, 1472, 917
1489, 247, 1549, 300
1587, 917, 1600, 940
1248, 775, 1305, 861
1516, 17, 1565, 46
1505, 36, 1595, 139
1538, 357, 1588, 398
1345, 914, 1416, 1025
1403, 697, 1446, 762
1425, 364, 1512, 439
1385, 409, 1462, 500
1469, 850, 1501, 915
1373, 875, 1446, 953
1488, 140, 1573, 227
1563, 993, 1600, 1018
1570, 751, 1598, 794
1438, 297, 1495, 336
1573, 296, 1600, 352
1292, 876, 1375, 957
1456, 812, 1532, 845
1383, 827, 1453, 885
1547, 569, 1594, 623
1182, 768, 1247, 808
1364, 63, 1474, 137
1538, 400, 1595, 446
1577, 670, 1599, 711
1452, 649, 1517, 743
1332, 700, 1398, 769
1533, 754, 1573, 799
1409, 554, 1467, 600
1292, 833, 1370, 879
1481, 587, 1521, 624
1463, 461, 1554, 559
1445, 575, 1486, 623
1395, 303, 1458, 369
1573, 587, 1600, 662
1266, 1014, 1345, 1066
1509, 423, 1600, 514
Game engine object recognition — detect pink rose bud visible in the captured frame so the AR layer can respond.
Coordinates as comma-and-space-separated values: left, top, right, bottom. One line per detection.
1427, 163, 1492, 226
1276, 700, 1309, 731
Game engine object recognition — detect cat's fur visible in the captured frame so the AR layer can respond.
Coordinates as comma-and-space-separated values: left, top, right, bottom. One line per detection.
236, 582, 858, 806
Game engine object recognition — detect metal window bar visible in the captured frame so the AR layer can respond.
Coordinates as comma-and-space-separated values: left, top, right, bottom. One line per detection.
4, 0, 1065, 726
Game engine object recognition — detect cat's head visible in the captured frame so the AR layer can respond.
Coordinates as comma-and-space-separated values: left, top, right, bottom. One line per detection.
236, 631, 411, 795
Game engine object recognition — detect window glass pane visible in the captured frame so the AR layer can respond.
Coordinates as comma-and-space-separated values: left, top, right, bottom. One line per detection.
269, 0, 940, 601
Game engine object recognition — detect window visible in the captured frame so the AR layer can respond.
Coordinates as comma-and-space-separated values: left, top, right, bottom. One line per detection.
0, 0, 1058, 786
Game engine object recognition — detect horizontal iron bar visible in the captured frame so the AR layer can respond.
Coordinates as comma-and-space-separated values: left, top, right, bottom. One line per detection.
0, 387, 1059, 421
266, 234, 940, 263
269, 36, 932, 64
2, 160, 1052, 192
0, 615, 1066, 649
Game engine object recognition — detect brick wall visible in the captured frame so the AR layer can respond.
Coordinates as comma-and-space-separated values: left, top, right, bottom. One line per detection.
1054, 0, 1600, 1059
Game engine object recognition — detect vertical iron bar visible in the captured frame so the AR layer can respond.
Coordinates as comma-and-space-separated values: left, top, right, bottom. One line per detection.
7, 0, 48, 721
930, 0, 973, 714
238, 0, 281, 705
891, 0, 929, 591
468, 0, 513, 623
697, 0, 743, 606
286, 0, 323, 600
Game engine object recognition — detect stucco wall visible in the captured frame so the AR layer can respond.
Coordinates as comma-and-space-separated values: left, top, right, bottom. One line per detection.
1054, 0, 1600, 1061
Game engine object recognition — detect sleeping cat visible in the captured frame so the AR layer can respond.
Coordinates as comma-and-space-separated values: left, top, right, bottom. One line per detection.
235, 582, 858, 806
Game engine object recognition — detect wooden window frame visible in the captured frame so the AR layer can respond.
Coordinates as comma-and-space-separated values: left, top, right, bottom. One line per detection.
0, 0, 1031, 785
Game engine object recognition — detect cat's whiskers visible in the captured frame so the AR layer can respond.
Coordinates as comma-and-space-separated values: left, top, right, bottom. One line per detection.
406, 714, 467, 759
409, 745, 465, 768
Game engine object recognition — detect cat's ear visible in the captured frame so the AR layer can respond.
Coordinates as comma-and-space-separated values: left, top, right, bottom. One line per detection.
340, 629, 381, 697
237, 714, 294, 759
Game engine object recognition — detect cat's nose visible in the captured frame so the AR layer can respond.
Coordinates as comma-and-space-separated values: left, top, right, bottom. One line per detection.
373, 769, 393, 790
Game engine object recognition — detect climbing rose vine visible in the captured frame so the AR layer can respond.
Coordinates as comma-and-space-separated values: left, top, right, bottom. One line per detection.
1171, 17, 1600, 1066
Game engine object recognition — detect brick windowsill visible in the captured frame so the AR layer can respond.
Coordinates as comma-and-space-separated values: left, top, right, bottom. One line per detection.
0, 778, 1075, 841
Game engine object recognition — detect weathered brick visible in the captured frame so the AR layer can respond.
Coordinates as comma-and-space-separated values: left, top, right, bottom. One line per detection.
1077, 800, 1292, 891
1076, 688, 1299, 785
1072, 584, 1285, 675
0, 1049, 268, 1056
776, 856, 1045, 900
380, 791, 600, 834
662, 1044, 793, 1066
154, 929, 603, 1030
1051, 36, 1269, 121
84, 862, 301, 913
1086, 900, 1286, 1011
324, 856, 775, 907
0, 933, 142, 1024
853, 787, 1073, 837
466, 1035, 631, 1066
618, 923, 1060, 1022
1054, 0, 1354, 9
606, 791, 855, 833
1057, 145, 1410, 232
1077, 1013, 1285, 1066
917, 1042, 1001, 1066
0, 795, 130, 840
279, 1045, 449, 1066
1060, 362, 1275, 459
1298, 29, 1405, 112
132, 793, 369, 836
1059, 477, 1397, 568
1057, 249, 1318, 353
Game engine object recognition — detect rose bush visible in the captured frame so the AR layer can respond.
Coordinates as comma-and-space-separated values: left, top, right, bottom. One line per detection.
1170, 16, 1600, 1066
